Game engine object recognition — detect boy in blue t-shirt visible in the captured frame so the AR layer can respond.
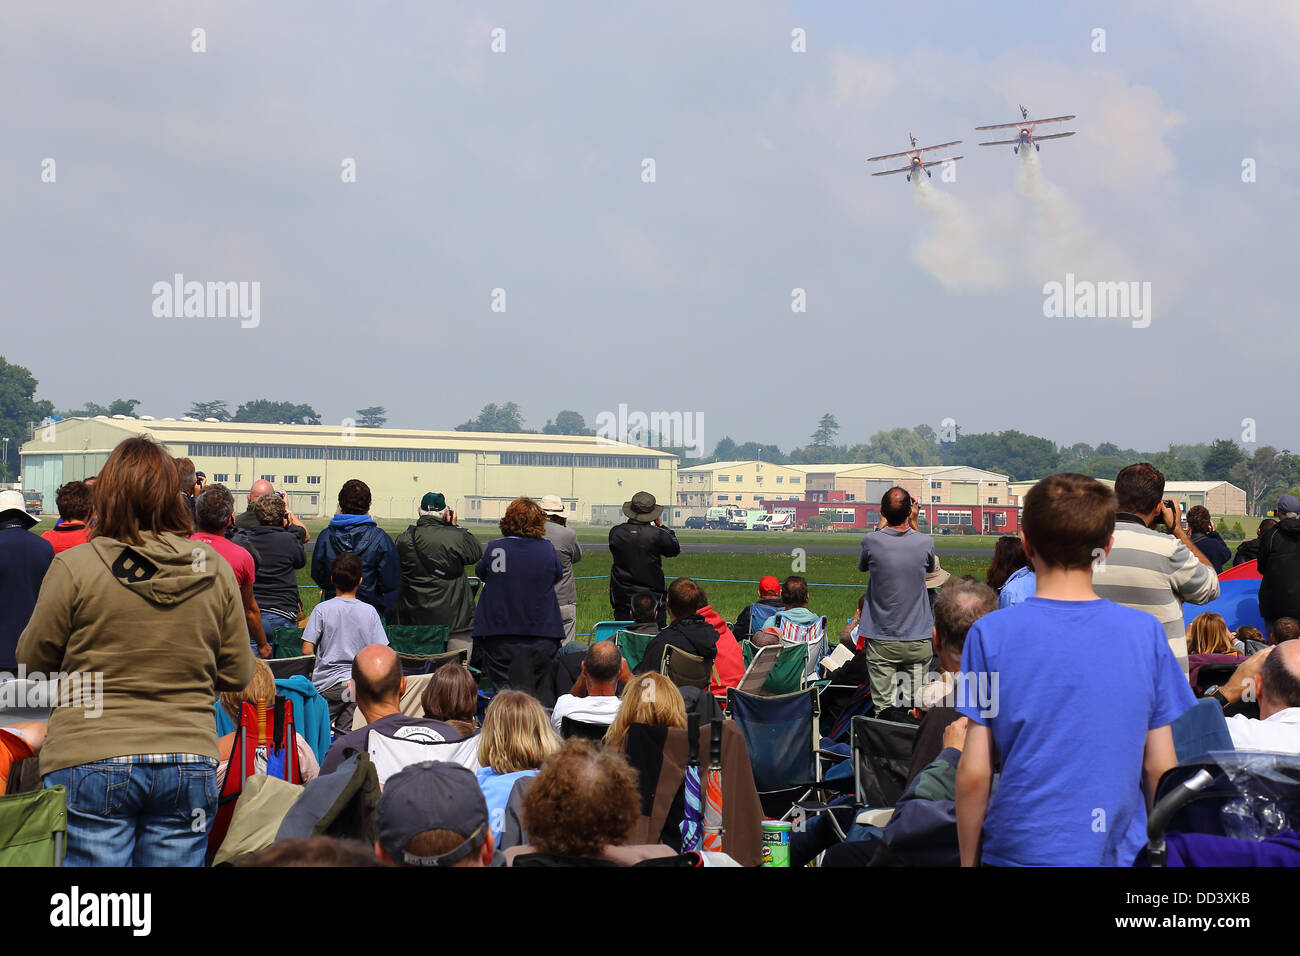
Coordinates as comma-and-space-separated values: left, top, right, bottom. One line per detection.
955, 473, 1195, 866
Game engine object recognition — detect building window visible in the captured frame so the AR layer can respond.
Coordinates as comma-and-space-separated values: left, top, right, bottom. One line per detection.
307, 476, 321, 485
847, 494, 855, 501
930, 480, 942, 488
789, 477, 801, 485
212, 473, 229, 483
931, 496, 941, 503
718, 475, 729, 482
987, 497, 998, 504
718, 495, 728, 501
776, 476, 784, 483
234, 475, 242, 484
282, 475, 299, 484
260, 474, 275, 483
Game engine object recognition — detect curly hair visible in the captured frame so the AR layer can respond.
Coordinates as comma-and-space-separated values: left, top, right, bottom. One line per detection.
54, 481, 93, 522
338, 479, 372, 515
1186, 505, 1213, 534
253, 492, 287, 526
499, 497, 547, 539
603, 672, 687, 750
522, 740, 640, 859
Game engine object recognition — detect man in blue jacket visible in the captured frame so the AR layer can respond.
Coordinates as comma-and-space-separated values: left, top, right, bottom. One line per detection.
311, 479, 401, 620
0, 490, 53, 671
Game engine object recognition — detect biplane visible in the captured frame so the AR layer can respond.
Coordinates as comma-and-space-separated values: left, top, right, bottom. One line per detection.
975, 105, 1076, 154
867, 133, 963, 182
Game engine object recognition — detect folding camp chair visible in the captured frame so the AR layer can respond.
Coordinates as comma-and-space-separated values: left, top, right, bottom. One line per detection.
661, 645, 713, 690
397, 647, 468, 676
385, 625, 450, 657
349, 673, 436, 730
0, 785, 66, 866
592, 621, 634, 644
615, 629, 655, 671
561, 716, 610, 741
850, 715, 920, 811
773, 614, 828, 684
367, 729, 481, 786
272, 627, 307, 658
267, 655, 315, 680
741, 641, 809, 697
725, 687, 845, 835
735, 644, 782, 696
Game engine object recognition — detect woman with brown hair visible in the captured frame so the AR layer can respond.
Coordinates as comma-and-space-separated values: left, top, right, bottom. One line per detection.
1186, 612, 1240, 656
472, 497, 566, 690
1186, 506, 1231, 573
421, 662, 480, 738
18, 436, 253, 867
985, 535, 1028, 592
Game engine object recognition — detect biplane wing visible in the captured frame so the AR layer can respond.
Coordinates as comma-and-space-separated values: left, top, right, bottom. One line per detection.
867, 140, 962, 162
975, 114, 1075, 131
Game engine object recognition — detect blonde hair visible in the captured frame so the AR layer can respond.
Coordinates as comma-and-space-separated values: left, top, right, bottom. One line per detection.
477, 690, 560, 774
1187, 613, 1236, 656
603, 672, 688, 751
220, 659, 277, 721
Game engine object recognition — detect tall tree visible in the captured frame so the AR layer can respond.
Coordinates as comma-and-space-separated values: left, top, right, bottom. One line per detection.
234, 400, 321, 425
542, 410, 594, 436
61, 398, 141, 418
712, 436, 737, 460
1230, 446, 1282, 516
356, 406, 388, 428
189, 400, 231, 421
0, 357, 56, 482
811, 413, 840, 447
1203, 438, 1245, 480
947, 430, 1059, 481
456, 402, 529, 432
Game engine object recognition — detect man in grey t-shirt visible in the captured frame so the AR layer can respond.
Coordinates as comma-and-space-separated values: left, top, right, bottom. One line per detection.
541, 495, 583, 643
858, 487, 936, 714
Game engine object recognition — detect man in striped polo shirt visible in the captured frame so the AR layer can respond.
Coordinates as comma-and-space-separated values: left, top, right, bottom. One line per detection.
1091, 463, 1219, 674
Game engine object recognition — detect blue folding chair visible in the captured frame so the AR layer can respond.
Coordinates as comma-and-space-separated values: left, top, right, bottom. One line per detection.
591, 620, 633, 644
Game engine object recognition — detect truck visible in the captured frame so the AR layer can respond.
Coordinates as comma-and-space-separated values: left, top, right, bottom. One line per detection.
705, 506, 765, 530
24, 490, 42, 516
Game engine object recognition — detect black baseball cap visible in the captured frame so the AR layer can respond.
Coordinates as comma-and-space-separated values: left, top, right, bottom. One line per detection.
376, 762, 489, 866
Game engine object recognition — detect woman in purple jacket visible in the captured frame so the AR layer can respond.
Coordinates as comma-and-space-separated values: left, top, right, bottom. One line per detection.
473, 498, 564, 689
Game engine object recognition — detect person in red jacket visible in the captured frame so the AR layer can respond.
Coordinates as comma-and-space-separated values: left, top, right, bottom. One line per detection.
41, 481, 92, 554
697, 602, 744, 698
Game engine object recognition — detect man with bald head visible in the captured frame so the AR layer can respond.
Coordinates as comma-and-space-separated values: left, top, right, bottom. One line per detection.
1208, 641, 1300, 754
319, 644, 463, 774
550, 640, 627, 733
233, 478, 310, 543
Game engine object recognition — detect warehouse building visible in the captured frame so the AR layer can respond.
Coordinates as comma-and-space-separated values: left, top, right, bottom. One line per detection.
1008, 477, 1245, 515
19, 417, 677, 521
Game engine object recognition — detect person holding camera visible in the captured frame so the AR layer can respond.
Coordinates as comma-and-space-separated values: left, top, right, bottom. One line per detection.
233, 479, 309, 544
243, 493, 308, 647
1091, 463, 1219, 676
858, 487, 937, 716
394, 492, 483, 653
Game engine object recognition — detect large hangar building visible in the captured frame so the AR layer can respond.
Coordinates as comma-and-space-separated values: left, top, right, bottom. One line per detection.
20, 417, 678, 522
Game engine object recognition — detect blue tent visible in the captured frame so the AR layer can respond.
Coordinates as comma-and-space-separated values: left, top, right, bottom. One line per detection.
1182, 579, 1264, 633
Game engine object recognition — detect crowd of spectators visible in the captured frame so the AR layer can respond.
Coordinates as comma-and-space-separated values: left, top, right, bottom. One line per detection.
5, 436, 1300, 869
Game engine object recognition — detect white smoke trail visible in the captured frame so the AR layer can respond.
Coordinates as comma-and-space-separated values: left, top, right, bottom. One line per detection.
1015, 149, 1132, 283
910, 176, 1012, 290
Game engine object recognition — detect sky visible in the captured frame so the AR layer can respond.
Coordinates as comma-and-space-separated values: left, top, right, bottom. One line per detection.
3, 0, 1298, 455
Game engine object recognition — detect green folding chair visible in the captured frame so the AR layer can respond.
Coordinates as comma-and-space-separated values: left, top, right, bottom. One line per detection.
741, 641, 809, 696
0, 785, 66, 866
385, 625, 450, 657
615, 629, 655, 671
272, 627, 307, 659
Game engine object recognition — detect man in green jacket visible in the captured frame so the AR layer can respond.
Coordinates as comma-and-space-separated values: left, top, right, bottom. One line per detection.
394, 493, 484, 652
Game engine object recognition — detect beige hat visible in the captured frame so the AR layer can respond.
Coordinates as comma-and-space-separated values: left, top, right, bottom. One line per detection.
539, 494, 565, 515
925, 556, 951, 590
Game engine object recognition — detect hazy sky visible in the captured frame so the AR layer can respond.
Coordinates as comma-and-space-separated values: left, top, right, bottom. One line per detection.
4, 1, 1297, 453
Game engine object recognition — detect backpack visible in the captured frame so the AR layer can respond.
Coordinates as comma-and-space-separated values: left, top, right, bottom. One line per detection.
743, 602, 780, 639
208, 697, 302, 864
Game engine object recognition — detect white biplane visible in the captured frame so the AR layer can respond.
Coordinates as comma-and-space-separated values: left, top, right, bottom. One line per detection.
867, 133, 963, 183
975, 105, 1076, 154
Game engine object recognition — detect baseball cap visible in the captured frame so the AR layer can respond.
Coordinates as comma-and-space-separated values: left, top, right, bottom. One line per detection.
758, 575, 781, 597
539, 494, 565, 515
376, 762, 489, 866
0, 490, 36, 529
1277, 495, 1300, 517
420, 492, 447, 514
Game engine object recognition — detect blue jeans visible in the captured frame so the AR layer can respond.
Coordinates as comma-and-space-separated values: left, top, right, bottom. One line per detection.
260, 610, 296, 654
44, 757, 218, 867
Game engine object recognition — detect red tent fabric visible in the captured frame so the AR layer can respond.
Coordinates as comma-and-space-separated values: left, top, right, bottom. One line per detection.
1220, 560, 1261, 581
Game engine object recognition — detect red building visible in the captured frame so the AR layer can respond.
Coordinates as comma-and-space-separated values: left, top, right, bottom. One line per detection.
760, 493, 1022, 534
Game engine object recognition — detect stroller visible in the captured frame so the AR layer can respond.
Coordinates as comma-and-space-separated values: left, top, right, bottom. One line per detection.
1145, 751, 1300, 866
